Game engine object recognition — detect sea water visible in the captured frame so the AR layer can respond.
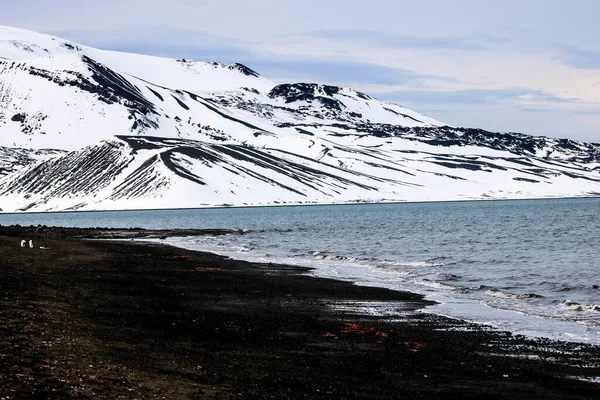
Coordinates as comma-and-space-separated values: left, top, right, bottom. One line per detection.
2, 198, 599, 344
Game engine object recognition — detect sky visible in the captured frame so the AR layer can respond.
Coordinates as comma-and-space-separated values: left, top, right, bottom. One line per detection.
2, 0, 600, 142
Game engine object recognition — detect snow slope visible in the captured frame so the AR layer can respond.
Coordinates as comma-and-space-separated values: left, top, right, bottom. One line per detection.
0, 26, 599, 212
0, 26, 443, 150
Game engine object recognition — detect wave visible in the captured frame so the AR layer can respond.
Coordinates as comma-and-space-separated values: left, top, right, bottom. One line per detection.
312, 252, 373, 263
426, 256, 452, 263
311, 251, 443, 269
439, 273, 462, 281
415, 279, 461, 291
552, 283, 600, 295
254, 228, 297, 233
485, 289, 543, 300
562, 300, 600, 312
379, 260, 445, 268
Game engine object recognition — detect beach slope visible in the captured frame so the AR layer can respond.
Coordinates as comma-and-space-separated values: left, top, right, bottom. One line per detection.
0, 226, 598, 399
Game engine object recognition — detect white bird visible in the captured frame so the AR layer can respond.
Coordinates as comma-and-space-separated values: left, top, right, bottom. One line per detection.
28, 240, 34, 249
20, 240, 26, 248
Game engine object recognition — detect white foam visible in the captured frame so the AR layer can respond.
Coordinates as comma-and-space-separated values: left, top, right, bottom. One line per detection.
485, 289, 542, 299
562, 300, 600, 312
415, 279, 461, 291
426, 294, 600, 345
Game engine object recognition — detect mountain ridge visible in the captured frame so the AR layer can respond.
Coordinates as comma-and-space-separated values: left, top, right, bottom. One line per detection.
0, 26, 599, 212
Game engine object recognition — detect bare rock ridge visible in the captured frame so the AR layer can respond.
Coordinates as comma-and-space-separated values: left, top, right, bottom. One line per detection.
0, 25, 599, 211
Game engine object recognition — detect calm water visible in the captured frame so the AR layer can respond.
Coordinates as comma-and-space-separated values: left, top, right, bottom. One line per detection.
2, 198, 599, 344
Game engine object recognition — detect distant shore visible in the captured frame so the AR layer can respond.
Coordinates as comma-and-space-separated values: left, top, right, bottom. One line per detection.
1, 194, 599, 215
0, 225, 598, 399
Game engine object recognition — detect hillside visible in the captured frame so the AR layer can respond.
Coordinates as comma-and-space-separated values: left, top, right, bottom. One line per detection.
0, 26, 599, 212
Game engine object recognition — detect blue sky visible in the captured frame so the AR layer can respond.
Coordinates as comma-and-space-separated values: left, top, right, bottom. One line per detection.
2, 0, 600, 142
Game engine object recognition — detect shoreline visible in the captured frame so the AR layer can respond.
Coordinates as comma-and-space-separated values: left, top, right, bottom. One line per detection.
1, 194, 599, 215
1, 225, 599, 398
157, 235, 600, 347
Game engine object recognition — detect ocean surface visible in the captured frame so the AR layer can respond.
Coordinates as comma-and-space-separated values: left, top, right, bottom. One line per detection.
2, 198, 599, 344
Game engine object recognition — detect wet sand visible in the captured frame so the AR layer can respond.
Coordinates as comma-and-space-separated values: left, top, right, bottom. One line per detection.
0, 225, 599, 399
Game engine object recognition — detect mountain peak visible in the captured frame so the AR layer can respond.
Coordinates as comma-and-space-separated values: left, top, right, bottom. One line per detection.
0, 25, 86, 60
228, 63, 260, 77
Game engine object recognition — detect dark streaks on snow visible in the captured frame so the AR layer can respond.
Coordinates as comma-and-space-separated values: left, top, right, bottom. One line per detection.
282, 123, 600, 163
27, 55, 156, 115
111, 137, 383, 198
328, 143, 392, 164
430, 157, 508, 171
212, 145, 324, 195
362, 161, 416, 176
118, 136, 167, 152
81, 56, 157, 115
383, 107, 423, 123
110, 155, 170, 199
513, 177, 540, 183
503, 158, 537, 167
295, 128, 314, 136
171, 95, 190, 110
147, 86, 164, 101
184, 91, 199, 101
0, 147, 63, 177
525, 168, 552, 175
560, 171, 600, 182
183, 92, 268, 133
160, 148, 207, 185
64, 202, 88, 211
432, 172, 467, 181
271, 147, 413, 187
430, 161, 488, 172
3, 127, 597, 209
0, 139, 132, 198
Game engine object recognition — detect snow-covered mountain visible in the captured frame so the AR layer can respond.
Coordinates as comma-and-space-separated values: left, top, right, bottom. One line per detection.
0, 26, 599, 212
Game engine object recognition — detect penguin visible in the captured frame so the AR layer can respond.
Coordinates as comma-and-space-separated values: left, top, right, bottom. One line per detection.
20, 240, 26, 248
28, 240, 34, 249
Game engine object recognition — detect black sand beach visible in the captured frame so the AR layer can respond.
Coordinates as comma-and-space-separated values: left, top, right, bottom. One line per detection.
0, 225, 599, 399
